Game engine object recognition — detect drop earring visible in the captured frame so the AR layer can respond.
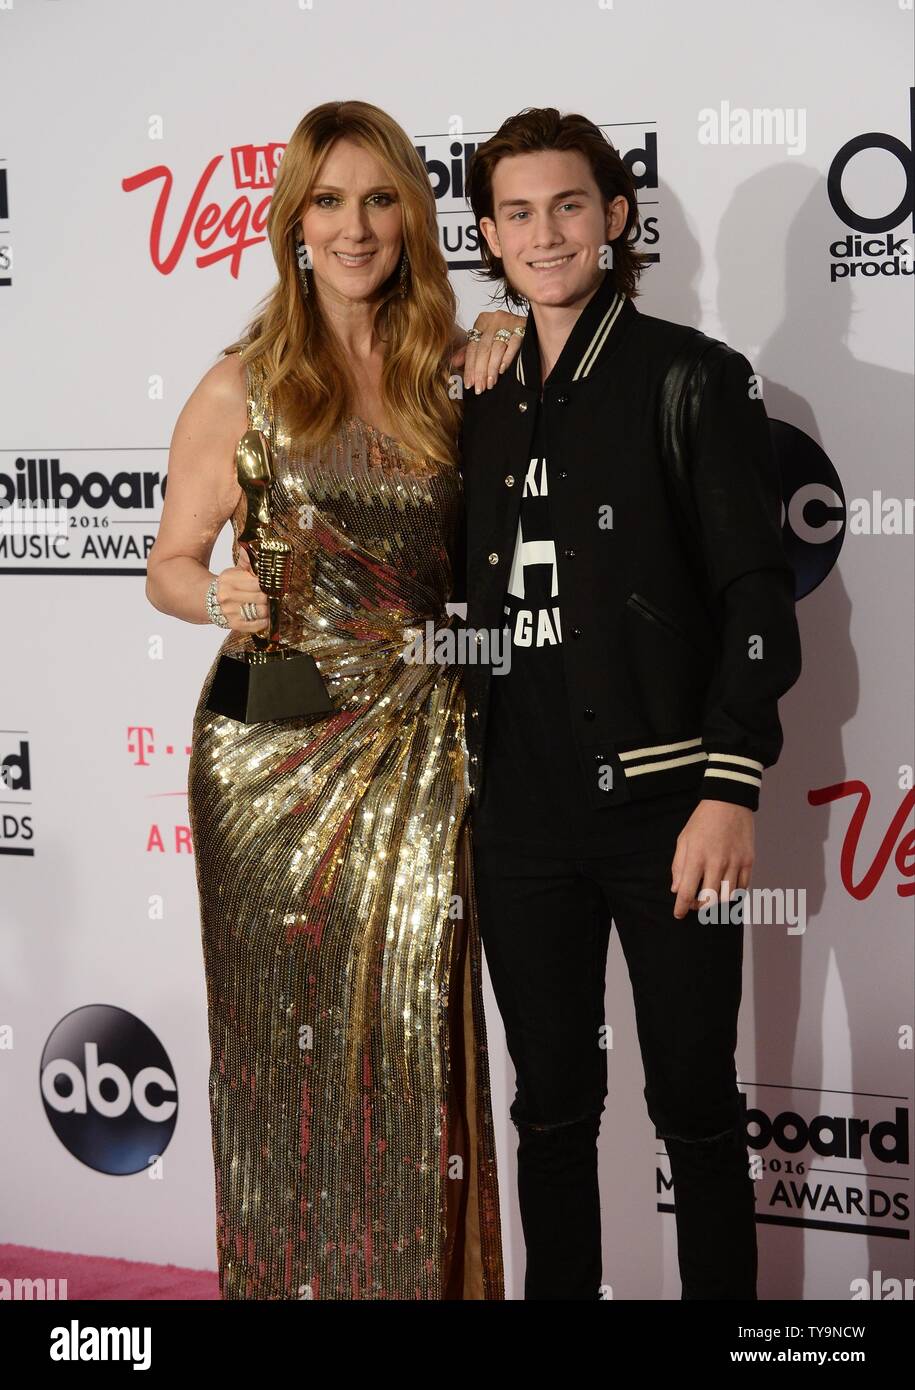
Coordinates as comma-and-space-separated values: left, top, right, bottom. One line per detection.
295, 233, 310, 298
398, 250, 410, 299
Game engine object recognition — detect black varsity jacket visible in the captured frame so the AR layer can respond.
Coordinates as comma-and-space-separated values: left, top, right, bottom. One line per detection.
454, 272, 802, 813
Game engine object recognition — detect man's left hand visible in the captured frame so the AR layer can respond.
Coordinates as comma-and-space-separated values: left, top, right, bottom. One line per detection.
670, 799, 754, 920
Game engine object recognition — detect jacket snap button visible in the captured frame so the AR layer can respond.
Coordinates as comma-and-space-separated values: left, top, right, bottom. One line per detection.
572, 627, 582, 639
470, 708, 479, 719
559, 470, 568, 479
504, 475, 514, 487
583, 708, 595, 721
564, 548, 576, 558
557, 394, 568, 405
518, 401, 528, 412
488, 552, 499, 564
470, 754, 478, 764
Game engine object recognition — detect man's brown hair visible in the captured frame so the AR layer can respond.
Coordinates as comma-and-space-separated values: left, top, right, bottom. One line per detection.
466, 107, 652, 310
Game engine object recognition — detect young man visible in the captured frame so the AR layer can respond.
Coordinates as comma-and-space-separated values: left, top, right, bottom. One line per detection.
458, 108, 802, 1301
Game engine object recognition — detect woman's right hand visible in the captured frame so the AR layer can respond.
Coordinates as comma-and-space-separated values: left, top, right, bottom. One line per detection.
213, 547, 270, 631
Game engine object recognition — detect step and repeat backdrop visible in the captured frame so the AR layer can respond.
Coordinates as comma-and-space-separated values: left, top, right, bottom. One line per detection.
1, 0, 912, 1300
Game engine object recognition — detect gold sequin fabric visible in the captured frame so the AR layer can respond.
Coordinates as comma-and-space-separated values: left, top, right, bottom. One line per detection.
187, 357, 504, 1299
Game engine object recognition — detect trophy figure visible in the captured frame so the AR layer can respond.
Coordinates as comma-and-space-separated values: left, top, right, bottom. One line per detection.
205, 429, 334, 723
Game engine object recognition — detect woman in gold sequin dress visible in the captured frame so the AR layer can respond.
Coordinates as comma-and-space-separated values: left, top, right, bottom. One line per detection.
146, 102, 521, 1300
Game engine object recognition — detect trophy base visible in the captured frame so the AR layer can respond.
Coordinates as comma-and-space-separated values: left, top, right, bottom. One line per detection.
206, 647, 335, 724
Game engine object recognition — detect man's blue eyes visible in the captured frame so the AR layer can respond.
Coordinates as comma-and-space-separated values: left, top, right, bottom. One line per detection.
510, 204, 580, 220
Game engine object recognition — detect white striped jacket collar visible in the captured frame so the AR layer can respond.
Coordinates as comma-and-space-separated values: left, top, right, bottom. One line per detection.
514, 273, 632, 391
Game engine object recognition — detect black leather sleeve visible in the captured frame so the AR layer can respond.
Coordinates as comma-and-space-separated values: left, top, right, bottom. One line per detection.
686, 348, 803, 810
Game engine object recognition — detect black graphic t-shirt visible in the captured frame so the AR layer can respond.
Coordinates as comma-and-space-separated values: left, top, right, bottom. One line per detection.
474, 406, 696, 853
474, 407, 601, 851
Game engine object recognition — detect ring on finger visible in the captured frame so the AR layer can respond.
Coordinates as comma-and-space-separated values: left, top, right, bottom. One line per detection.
494, 328, 513, 343
240, 601, 259, 621
465, 328, 482, 343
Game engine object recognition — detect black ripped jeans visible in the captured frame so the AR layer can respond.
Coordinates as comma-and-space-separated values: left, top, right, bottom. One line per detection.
472, 789, 758, 1301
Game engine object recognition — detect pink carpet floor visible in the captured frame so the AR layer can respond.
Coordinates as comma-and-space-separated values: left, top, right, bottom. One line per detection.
0, 1243, 219, 1299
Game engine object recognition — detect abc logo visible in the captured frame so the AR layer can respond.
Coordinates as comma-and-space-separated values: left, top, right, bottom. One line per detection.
40, 1005, 178, 1175
770, 419, 846, 600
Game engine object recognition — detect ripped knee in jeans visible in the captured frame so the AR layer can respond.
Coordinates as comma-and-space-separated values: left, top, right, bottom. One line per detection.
657, 1122, 742, 1145
513, 1108, 604, 1135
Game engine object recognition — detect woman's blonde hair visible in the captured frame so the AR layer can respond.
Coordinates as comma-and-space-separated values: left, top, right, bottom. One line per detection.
224, 100, 460, 466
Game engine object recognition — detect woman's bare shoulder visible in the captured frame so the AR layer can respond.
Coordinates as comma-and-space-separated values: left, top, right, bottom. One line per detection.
198, 351, 249, 421
168, 352, 249, 467
171, 352, 250, 454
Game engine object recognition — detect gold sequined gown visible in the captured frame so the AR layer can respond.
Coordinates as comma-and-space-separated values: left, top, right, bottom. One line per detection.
187, 358, 504, 1300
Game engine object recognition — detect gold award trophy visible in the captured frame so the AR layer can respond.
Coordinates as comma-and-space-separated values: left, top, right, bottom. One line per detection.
205, 429, 334, 723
